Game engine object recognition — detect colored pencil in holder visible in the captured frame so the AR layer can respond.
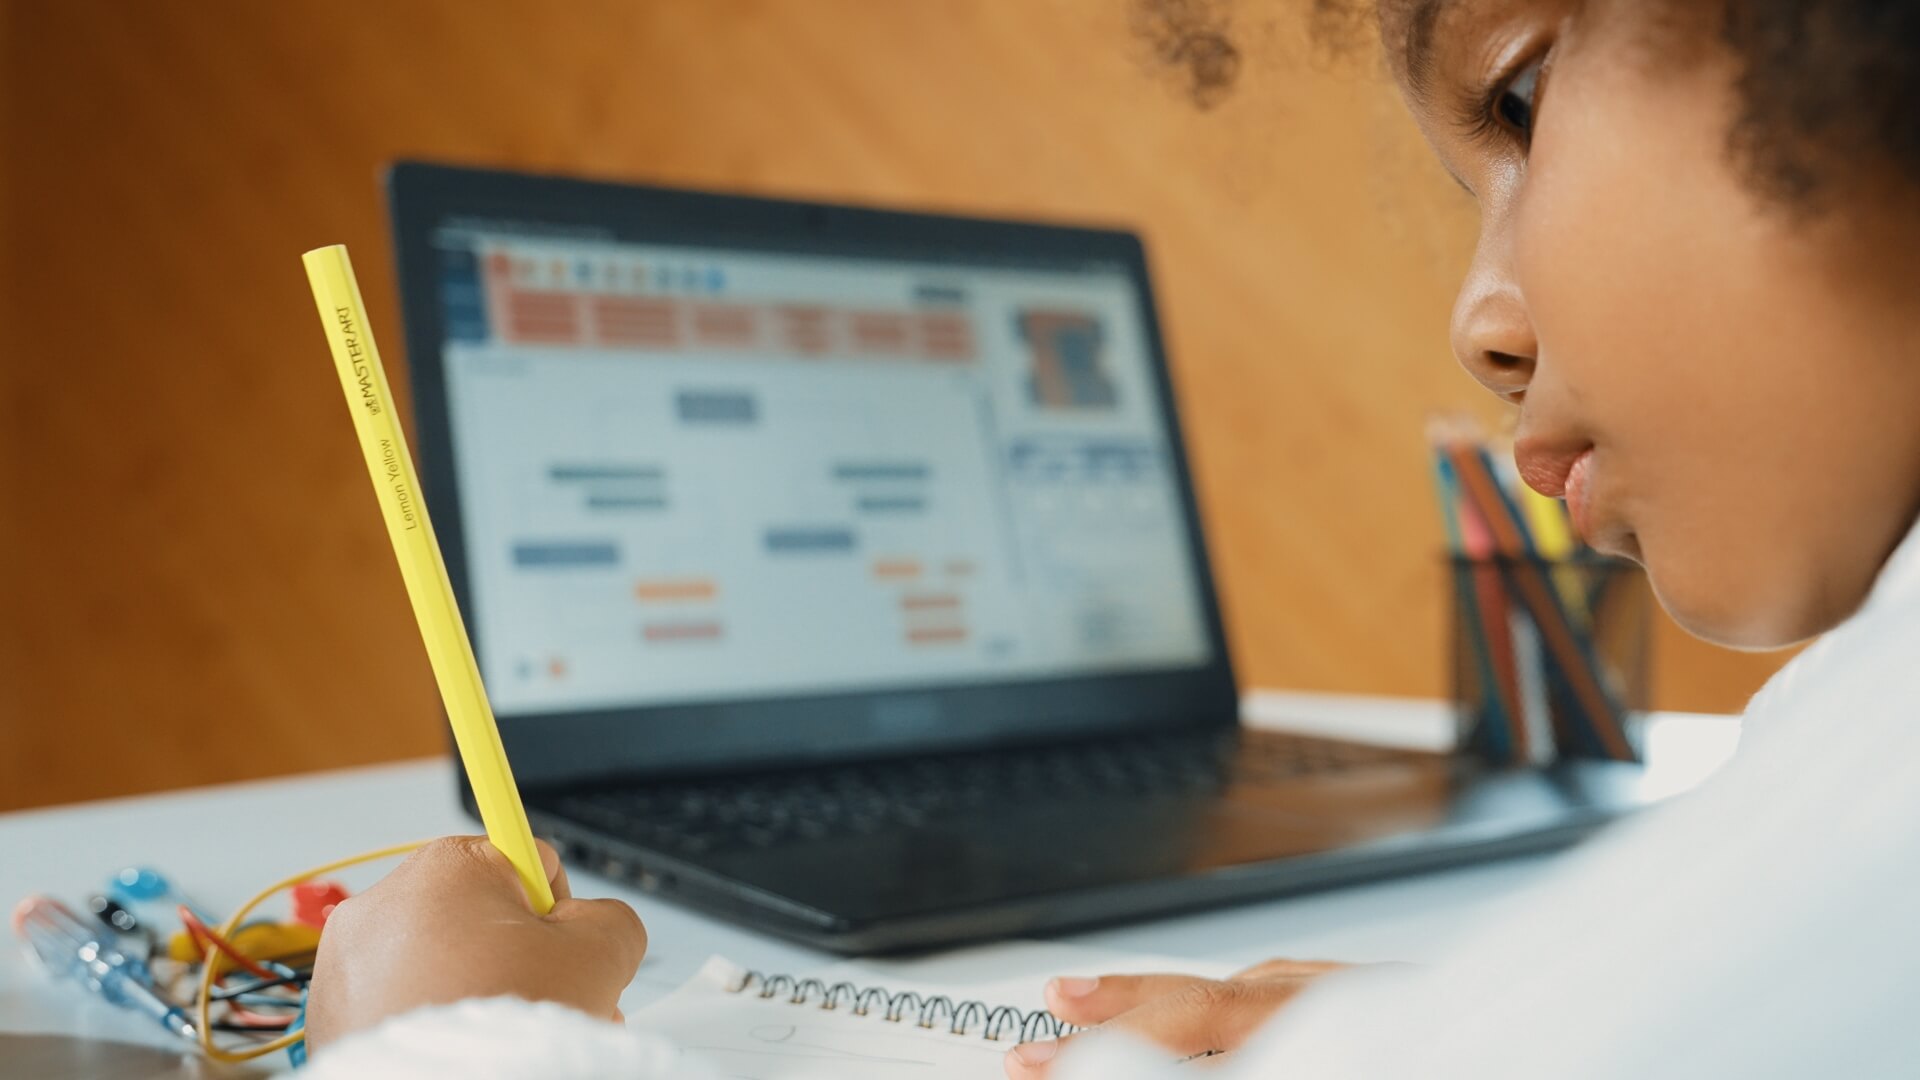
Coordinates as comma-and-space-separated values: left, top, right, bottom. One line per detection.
1444, 445, 1638, 762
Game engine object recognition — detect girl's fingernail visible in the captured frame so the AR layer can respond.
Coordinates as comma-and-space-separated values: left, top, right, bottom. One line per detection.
1050, 976, 1099, 998
1012, 1040, 1059, 1065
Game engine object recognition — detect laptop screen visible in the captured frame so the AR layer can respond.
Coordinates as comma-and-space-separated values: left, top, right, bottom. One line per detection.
428, 229, 1214, 718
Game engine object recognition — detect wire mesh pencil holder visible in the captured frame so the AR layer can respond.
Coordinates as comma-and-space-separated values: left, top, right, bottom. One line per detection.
1449, 553, 1652, 767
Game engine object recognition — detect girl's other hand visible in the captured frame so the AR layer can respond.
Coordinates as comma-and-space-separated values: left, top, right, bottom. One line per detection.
1004, 958, 1351, 1078
305, 836, 647, 1053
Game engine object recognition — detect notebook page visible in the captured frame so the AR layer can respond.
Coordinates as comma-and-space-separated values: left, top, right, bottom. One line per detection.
628, 956, 1013, 1080
833, 940, 1237, 1009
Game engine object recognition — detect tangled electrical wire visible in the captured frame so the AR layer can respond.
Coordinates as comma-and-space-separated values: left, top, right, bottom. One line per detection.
14, 840, 427, 1066
187, 840, 426, 1063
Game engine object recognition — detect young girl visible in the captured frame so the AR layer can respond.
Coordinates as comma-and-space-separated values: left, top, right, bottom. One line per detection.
300, 1, 1920, 1076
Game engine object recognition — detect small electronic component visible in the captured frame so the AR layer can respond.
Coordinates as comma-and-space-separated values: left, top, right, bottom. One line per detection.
13, 895, 196, 1041
289, 881, 350, 928
87, 893, 141, 935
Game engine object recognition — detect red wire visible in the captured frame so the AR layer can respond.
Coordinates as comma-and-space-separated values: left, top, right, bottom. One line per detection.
223, 1001, 296, 1028
178, 906, 279, 981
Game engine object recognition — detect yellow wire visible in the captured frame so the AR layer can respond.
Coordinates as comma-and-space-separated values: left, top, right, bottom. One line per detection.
194, 840, 429, 1063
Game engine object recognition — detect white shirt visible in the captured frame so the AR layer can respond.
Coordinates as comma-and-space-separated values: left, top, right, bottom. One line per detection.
302, 516, 1920, 1079
1189, 510, 1920, 1079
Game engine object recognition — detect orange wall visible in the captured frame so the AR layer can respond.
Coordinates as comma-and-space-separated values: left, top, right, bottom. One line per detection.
0, 1, 1786, 811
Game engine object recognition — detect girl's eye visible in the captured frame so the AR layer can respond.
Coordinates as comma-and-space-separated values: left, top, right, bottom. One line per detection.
1492, 58, 1544, 141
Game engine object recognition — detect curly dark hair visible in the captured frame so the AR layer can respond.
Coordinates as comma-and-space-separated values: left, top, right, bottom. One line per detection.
1720, 1, 1920, 207
1135, 0, 1920, 211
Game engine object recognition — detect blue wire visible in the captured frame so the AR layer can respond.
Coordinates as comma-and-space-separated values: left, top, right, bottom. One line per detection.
287, 986, 309, 1068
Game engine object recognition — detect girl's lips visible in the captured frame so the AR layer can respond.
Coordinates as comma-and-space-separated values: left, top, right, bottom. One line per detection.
1513, 439, 1588, 499
1564, 450, 1596, 541
1513, 437, 1602, 541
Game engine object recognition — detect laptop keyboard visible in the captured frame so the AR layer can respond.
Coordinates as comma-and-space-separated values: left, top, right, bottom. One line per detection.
550, 730, 1411, 856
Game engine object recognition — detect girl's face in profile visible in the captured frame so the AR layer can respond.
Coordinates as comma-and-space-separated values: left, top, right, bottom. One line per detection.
1382, 0, 1920, 649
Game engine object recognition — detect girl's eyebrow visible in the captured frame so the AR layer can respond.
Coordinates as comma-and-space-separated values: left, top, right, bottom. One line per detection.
1399, 0, 1453, 101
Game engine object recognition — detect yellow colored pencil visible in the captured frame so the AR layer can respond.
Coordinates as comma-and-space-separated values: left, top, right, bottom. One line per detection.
302, 244, 554, 914
1520, 484, 1590, 623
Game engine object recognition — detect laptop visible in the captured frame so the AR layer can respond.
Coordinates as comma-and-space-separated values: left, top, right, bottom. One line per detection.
386, 161, 1664, 954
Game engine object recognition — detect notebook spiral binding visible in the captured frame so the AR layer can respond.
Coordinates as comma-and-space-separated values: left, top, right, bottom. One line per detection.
729, 969, 1081, 1044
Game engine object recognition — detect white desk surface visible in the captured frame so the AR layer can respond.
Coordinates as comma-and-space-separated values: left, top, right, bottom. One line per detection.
0, 692, 1739, 1072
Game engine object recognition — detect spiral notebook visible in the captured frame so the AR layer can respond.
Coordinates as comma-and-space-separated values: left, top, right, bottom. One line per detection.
628, 955, 1079, 1079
